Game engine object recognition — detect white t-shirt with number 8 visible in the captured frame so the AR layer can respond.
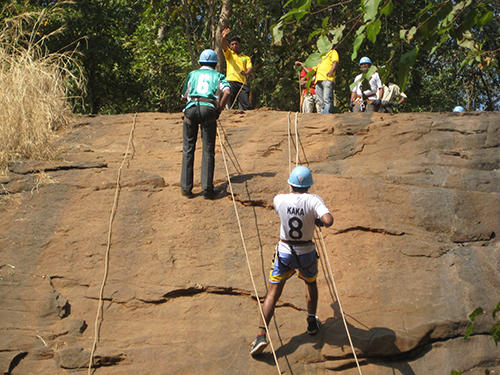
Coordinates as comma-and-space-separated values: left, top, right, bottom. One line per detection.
274, 193, 330, 255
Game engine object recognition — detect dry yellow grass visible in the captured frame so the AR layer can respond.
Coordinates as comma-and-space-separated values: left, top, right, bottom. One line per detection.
0, 2, 83, 172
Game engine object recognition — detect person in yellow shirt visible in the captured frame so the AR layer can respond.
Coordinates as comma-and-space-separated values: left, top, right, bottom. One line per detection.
222, 28, 253, 110
314, 48, 339, 114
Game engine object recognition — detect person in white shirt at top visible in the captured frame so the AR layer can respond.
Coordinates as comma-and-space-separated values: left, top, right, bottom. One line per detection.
250, 166, 334, 356
349, 56, 384, 113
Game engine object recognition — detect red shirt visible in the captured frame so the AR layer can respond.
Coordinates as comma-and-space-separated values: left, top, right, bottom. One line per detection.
300, 69, 316, 95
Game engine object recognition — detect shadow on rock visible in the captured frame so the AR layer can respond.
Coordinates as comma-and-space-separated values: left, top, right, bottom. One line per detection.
269, 301, 422, 375
319, 313, 419, 375
229, 172, 276, 184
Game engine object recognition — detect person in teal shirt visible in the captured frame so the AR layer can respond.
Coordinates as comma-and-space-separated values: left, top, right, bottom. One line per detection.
180, 49, 231, 199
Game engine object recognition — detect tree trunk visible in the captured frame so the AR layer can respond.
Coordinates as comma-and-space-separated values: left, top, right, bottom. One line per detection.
208, 0, 216, 49
214, 0, 232, 74
181, 0, 198, 70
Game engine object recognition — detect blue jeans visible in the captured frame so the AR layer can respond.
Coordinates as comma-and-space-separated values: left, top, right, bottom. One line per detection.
315, 80, 334, 114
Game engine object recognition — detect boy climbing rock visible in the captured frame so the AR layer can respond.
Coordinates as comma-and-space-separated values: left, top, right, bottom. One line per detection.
250, 166, 334, 355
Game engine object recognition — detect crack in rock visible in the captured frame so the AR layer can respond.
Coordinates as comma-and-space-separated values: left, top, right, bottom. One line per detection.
230, 193, 273, 209
107, 284, 308, 314
348, 143, 365, 158
260, 140, 284, 157
165, 285, 305, 311
162, 285, 253, 300
235, 198, 270, 208
6, 352, 28, 374
433, 128, 487, 135
335, 226, 405, 236
9, 161, 107, 174
451, 231, 496, 244
93, 348, 127, 367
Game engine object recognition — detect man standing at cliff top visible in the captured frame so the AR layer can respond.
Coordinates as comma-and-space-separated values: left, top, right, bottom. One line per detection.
250, 166, 334, 356
314, 47, 339, 114
221, 28, 253, 110
180, 49, 231, 200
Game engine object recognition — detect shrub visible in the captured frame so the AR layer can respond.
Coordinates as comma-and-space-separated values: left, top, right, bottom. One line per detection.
0, 2, 83, 171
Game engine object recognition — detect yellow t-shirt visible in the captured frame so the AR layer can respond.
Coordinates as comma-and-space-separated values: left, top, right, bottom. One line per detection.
224, 48, 252, 84
315, 49, 339, 82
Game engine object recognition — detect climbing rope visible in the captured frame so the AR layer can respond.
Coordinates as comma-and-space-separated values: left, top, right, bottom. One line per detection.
288, 112, 292, 193
84, 111, 361, 375
287, 113, 292, 168
288, 112, 363, 375
217, 121, 242, 174
295, 112, 299, 167
87, 113, 137, 374
287, 111, 301, 173
216, 125, 282, 375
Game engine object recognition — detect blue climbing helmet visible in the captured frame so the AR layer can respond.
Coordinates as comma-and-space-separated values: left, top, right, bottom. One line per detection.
288, 166, 314, 188
199, 49, 218, 64
359, 56, 372, 65
453, 106, 465, 113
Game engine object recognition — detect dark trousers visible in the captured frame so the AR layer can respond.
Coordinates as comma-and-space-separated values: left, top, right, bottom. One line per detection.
181, 105, 218, 193
228, 81, 251, 110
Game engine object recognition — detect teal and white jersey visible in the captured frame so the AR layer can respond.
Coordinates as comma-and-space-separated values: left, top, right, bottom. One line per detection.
181, 66, 230, 110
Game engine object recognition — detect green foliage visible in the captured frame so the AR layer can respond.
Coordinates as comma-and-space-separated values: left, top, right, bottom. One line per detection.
227, 0, 309, 111
490, 302, 500, 345
129, 3, 191, 112
464, 307, 484, 340
4, 0, 496, 114
453, 303, 500, 374
10, 0, 195, 114
270, 0, 500, 112
27, 0, 146, 114
317, 35, 333, 54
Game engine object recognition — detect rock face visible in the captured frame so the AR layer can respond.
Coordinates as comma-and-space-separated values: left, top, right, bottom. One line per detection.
0, 110, 499, 375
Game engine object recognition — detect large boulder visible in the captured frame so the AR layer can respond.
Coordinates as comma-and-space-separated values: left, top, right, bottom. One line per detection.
0, 110, 499, 374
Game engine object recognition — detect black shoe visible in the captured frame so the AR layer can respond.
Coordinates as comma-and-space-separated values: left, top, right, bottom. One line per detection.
307, 315, 321, 335
203, 188, 218, 200
250, 334, 268, 356
181, 189, 194, 199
